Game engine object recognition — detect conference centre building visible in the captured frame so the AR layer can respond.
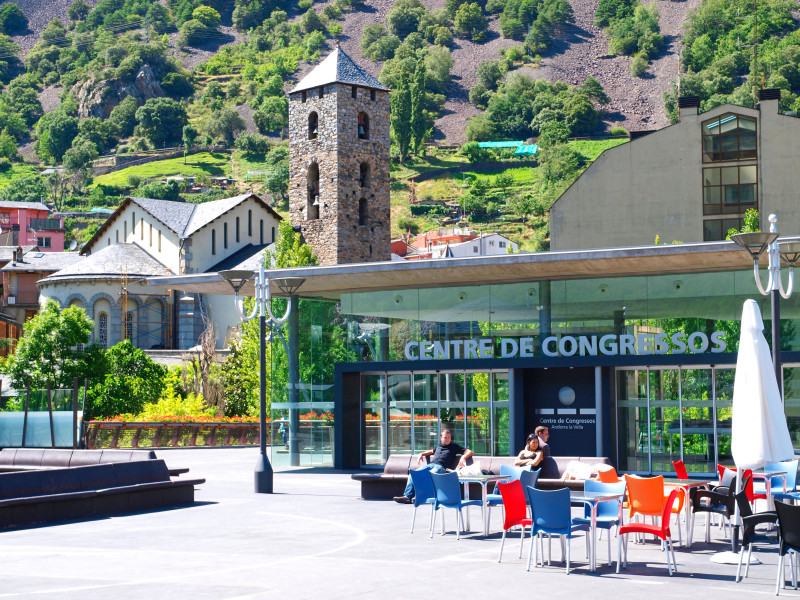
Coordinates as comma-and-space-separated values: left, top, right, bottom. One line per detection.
151, 237, 800, 477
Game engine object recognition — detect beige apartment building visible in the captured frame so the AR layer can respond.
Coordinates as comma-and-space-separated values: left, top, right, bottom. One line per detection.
550, 90, 800, 250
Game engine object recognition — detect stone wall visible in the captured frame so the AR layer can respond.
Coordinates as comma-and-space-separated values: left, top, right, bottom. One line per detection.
288, 83, 390, 265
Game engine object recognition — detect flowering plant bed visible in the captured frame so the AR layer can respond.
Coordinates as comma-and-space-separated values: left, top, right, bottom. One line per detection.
85, 418, 263, 449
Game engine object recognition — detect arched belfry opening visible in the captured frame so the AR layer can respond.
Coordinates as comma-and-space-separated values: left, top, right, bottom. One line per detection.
359, 162, 370, 188
307, 162, 320, 220
358, 112, 369, 140
308, 112, 318, 140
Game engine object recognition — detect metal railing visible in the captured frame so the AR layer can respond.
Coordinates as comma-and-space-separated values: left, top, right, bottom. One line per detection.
29, 219, 62, 231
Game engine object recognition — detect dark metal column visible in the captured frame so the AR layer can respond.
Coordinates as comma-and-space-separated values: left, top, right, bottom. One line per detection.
255, 312, 273, 493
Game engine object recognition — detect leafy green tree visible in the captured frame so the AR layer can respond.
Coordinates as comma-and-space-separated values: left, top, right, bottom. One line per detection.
477, 60, 505, 91
35, 112, 79, 163
0, 3, 27, 35
206, 106, 246, 145
67, 0, 90, 21
183, 124, 198, 163
538, 120, 570, 146
0, 128, 17, 161
63, 140, 99, 192
580, 76, 610, 104
454, 2, 488, 41
300, 8, 325, 34
390, 73, 412, 160
410, 60, 427, 155
2, 299, 101, 391
109, 96, 139, 138
264, 145, 289, 205
387, 0, 427, 39
179, 19, 209, 47
86, 340, 168, 419
162, 72, 196, 98
192, 6, 222, 27
5, 78, 43, 127
253, 96, 288, 134
0, 174, 46, 204
134, 180, 182, 201
135, 98, 188, 147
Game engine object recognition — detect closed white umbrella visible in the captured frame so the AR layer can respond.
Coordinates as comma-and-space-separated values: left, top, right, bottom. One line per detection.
713, 300, 795, 564
731, 299, 794, 469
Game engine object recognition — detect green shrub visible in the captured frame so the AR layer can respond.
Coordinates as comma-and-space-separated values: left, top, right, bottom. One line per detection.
298, 0, 312, 10
460, 141, 490, 162
0, 157, 11, 172
396, 216, 419, 233
609, 126, 629, 137
630, 53, 648, 77
410, 203, 448, 216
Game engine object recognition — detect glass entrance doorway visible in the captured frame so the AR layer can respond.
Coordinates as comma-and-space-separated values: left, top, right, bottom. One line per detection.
360, 370, 509, 468
616, 366, 734, 475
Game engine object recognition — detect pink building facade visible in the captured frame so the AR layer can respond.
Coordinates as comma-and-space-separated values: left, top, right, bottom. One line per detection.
0, 201, 65, 251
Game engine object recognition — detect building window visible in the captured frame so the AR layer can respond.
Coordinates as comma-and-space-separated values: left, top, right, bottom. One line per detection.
116, 230, 119, 243
98, 313, 108, 348
158, 229, 161, 252
704, 217, 745, 241
473, 246, 479, 253
319, 86, 324, 98
359, 198, 367, 226
248, 209, 252, 236
140, 218, 144, 240
703, 165, 757, 215
0, 212, 9, 225
37, 237, 51, 248
125, 311, 134, 341
236, 216, 240, 243
212, 229, 216, 255
124, 222, 127, 238
499, 241, 507, 248
308, 112, 318, 140
307, 162, 320, 220
301, 91, 306, 103
352, 86, 357, 98
358, 112, 369, 140
260, 220, 264, 244
224, 222, 228, 248
271, 226, 275, 242
359, 162, 370, 188
132, 212, 136, 231
107, 239, 111, 246
149, 223, 153, 246
702, 113, 757, 162
370, 89, 376, 101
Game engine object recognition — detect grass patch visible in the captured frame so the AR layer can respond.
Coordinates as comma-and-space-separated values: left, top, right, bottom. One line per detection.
92, 152, 232, 188
571, 138, 628, 161
0, 163, 39, 190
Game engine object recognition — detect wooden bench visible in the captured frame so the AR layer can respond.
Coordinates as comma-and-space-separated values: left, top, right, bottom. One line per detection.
0, 459, 205, 530
351, 454, 612, 499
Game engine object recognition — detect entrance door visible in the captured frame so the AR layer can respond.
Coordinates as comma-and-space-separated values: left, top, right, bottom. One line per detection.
526, 368, 598, 457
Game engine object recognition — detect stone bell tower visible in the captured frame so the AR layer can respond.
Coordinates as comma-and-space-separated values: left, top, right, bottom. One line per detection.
288, 47, 391, 265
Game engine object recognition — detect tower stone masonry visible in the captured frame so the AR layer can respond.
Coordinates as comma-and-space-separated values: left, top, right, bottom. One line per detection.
288, 47, 391, 265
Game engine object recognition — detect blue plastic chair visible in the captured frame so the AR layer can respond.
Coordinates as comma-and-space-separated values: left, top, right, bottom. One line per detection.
572, 479, 626, 566
430, 472, 482, 540
526, 486, 589, 573
764, 460, 799, 502
409, 468, 436, 534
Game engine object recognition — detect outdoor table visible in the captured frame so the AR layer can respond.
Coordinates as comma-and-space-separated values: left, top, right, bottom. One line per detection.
754, 470, 786, 513
664, 479, 713, 548
458, 473, 507, 537
571, 491, 624, 572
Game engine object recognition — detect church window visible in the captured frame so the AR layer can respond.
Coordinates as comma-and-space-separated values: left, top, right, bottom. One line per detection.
359, 162, 370, 188
308, 112, 318, 140
307, 163, 320, 220
358, 112, 369, 140
359, 198, 367, 226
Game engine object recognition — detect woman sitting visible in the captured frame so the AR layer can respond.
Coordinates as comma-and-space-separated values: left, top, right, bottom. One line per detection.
514, 434, 544, 469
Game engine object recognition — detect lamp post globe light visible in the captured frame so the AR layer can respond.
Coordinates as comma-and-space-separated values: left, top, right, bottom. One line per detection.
731, 214, 800, 391
219, 264, 304, 493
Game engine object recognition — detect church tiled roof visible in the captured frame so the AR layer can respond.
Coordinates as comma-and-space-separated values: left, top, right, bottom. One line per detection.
290, 47, 389, 94
39, 243, 170, 283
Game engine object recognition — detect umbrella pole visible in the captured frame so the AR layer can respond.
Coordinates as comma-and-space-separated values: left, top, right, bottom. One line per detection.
732, 467, 742, 553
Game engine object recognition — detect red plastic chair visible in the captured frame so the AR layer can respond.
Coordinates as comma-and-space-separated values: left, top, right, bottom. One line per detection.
718, 466, 760, 502
672, 460, 688, 480
617, 489, 680, 576
497, 479, 532, 563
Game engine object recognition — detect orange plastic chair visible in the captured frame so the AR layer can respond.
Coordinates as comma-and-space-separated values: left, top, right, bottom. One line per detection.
617, 489, 680, 576
497, 479, 532, 563
624, 474, 664, 520
597, 465, 620, 483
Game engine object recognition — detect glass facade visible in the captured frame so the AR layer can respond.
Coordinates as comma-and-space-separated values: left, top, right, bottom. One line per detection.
270, 267, 800, 472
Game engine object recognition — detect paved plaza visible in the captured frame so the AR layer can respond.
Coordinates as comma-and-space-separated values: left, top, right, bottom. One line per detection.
0, 447, 796, 599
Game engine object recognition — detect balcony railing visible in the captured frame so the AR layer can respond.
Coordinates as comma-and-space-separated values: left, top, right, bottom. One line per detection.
2, 291, 40, 306
28, 219, 62, 231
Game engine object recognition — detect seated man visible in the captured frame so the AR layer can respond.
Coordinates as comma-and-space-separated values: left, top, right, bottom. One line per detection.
394, 429, 473, 504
